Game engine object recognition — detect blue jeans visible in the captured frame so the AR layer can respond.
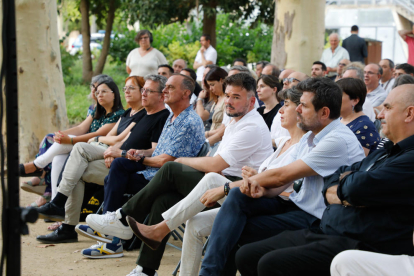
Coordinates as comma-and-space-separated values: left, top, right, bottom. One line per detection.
199, 188, 320, 276
103, 158, 148, 213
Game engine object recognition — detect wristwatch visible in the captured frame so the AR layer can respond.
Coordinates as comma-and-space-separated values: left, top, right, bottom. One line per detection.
224, 182, 231, 196
121, 150, 127, 158
139, 155, 146, 164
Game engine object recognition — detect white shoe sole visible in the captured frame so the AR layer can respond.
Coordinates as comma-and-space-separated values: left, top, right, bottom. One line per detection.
75, 225, 112, 243
82, 252, 124, 259
86, 215, 133, 240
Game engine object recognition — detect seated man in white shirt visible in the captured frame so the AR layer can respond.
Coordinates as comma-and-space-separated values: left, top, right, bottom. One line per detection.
193, 34, 218, 82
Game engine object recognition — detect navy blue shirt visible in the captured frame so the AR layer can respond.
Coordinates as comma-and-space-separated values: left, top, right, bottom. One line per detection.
346, 115, 380, 152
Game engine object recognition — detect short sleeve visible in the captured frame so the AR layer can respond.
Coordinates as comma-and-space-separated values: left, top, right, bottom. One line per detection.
301, 135, 351, 177
150, 113, 169, 143
343, 48, 350, 60
126, 50, 133, 67
205, 49, 217, 64
352, 120, 380, 150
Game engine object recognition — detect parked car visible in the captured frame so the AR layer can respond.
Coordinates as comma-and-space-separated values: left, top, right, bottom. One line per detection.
69, 33, 104, 55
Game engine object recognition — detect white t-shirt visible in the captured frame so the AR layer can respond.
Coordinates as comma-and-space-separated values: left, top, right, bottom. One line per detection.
215, 109, 273, 177
258, 136, 298, 200
195, 46, 217, 81
126, 48, 167, 77
270, 112, 290, 144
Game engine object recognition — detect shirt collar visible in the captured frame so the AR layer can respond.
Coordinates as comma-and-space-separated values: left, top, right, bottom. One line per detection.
166, 105, 192, 126
387, 134, 414, 154
307, 118, 341, 147
228, 108, 257, 126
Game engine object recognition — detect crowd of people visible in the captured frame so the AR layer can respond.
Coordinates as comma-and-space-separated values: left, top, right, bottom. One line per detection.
19, 28, 414, 276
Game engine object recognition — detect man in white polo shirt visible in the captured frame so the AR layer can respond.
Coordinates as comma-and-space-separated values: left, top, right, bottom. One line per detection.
193, 34, 218, 82
321, 33, 350, 79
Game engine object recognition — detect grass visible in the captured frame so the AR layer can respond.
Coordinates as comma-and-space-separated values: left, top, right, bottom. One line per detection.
64, 58, 129, 124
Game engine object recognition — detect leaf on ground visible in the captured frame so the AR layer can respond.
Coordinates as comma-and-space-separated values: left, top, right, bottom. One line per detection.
36, 244, 55, 248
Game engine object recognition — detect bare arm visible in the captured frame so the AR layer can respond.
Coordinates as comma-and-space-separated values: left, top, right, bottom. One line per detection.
175, 154, 229, 173
142, 153, 176, 168
399, 29, 413, 40
206, 125, 225, 146
126, 65, 131, 74
61, 115, 94, 136
97, 121, 136, 146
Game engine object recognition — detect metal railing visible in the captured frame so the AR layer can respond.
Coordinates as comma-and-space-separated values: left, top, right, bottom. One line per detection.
326, 0, 414, 15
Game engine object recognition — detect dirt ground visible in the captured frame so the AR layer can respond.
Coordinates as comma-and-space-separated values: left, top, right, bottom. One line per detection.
4, 177, 183, 276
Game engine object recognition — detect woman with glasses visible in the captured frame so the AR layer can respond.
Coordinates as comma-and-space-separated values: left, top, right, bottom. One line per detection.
126, 30, 167, 77
20, 75, 125, 208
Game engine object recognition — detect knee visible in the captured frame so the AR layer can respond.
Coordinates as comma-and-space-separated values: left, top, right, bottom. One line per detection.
225, 188, 246, 206
330, 250, 356, 276
185, 217, 205, 240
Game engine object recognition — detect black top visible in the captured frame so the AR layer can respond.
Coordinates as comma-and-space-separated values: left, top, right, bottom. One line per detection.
117, 108, 147, 135
257, 103, 282, 130
120, 109, 170, 150
193, 82, 202, 97
321, 135, 414, 256
342, 34, 368, 63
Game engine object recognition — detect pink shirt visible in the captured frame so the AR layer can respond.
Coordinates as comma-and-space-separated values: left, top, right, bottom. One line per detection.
405, 36, 414, 66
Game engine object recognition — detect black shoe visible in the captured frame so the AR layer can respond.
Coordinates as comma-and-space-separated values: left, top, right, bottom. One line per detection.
36, 225, 77, 244
19, 163, 43, 177
37, 202, 65, 222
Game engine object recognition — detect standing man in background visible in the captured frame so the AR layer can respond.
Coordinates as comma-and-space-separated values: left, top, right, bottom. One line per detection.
342, 25, 368, 63
193, 34, 217, 82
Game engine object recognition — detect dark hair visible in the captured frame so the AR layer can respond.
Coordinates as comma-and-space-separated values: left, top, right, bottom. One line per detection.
383, 58, 395, 70
158, 64, 174, 74
94, 78, 124, 120
144, 74, 167, 92
182, 68, 197, 81
295, 77, 342, 119
263, 64, 281, 78
313, 61, 327, 71
393, 74, 414, 89
233, 58, 247, 66
258, 74, 283, 102
134, 29, 153, 44
395, 63, 414, 75
336, 78, 366, 112
256, 61, 269, 68
205, 64, 218, 70
282, 87, 303, 106
351, 25, 359, 32
224, 73, 256, 98
204, 67, 228, 102
173, 73, 195, 99
201, 34, 211, 42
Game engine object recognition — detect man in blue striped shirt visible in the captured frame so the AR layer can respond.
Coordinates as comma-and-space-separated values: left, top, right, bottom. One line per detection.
199, 77, 365, 276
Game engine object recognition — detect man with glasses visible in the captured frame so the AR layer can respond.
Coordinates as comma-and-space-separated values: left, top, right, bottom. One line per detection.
334, 59, 350, 81
364, 64, 387, 107
193, 34, 217, 82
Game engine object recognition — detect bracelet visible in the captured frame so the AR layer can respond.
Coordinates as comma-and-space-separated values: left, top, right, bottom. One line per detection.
197, 98, 203, 102
70, 137, 74, 145
95, 136, 101, 142
224, 182, 231, 196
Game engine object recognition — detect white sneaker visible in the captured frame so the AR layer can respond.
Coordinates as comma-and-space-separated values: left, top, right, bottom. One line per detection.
126, 265, 158, 276
86, 209, 133, 240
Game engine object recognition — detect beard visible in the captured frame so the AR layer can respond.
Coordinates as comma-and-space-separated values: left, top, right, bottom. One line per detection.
226, 102, 250, 118
297, 113, 321, 132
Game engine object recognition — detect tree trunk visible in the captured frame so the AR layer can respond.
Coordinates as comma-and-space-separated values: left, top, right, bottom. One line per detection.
271, 0, 325, 74
94, 0, 117, 75
10, 0, 68, 162
80, 0, 93, 82
202, 2, 217, 48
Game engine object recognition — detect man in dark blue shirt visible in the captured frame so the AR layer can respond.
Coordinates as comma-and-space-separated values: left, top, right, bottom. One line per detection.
342, 25, 368, 63
235, 84, 414, 276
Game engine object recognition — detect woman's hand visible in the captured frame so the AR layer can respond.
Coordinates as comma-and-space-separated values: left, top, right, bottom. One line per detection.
200, 187, 225, 207
198, 90, 207, 99
104, 157, 115, 168
53, 131, 71, 144
241, 166, 258, 179
240, 176, 265, 199
87, 137, 95, 144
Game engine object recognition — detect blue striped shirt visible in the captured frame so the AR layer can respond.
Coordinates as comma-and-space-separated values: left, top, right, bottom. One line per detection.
290, 119, 365, 219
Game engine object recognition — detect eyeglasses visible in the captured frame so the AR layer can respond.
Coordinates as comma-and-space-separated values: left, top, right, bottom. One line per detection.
139, 36, 150, 41
123, 86, 138, 92
94, 89, 113, 97
338, 63, 347, 67
90, 84, 96, 90
141, 88, 161, 94
364, 71, 378, 76
283, 78, 300, 83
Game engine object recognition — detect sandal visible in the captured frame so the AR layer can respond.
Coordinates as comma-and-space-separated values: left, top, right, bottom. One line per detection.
28, 194, 51, 208
47, 222, 62, 231
21, 177, 46, 196
19, 162, 43, 177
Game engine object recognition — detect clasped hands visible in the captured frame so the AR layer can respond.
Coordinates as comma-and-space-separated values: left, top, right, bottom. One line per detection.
53, 131, 71, 144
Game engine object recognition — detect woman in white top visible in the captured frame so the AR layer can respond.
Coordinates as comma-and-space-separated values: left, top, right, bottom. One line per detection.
126, 30, 167, 77
125, 87, 307, 276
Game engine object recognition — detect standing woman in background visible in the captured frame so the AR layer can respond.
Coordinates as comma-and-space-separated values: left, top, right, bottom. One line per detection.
126, 30, 167, 77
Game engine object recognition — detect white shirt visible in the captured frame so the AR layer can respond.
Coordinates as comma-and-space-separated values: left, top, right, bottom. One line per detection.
126, 48, 167, 77
258, 136, 298, 200
380, 78, 395, 95
195, 46, 217, 81
320, 46, 350, 77
290, 119, 365, 219
270, 112, 290, 144
215, 109, 273, 177
362, 100, 376, 122
366, 85, 387, 107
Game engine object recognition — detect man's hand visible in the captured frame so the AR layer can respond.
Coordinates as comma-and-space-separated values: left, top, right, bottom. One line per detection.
326, 185, 341, 205
127, 149, 143, 162
87, 137, 95, 143
200, 47, 206, 54
104, 157, 114, 168
339, 171, 353, 182
200, 187, 225, 207
104, 146, 122, 159
240, 177, 265, 198
241, 166, 258, 179
174, 158, 183, 163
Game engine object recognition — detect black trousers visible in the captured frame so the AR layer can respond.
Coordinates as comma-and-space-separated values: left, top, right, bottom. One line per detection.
235, 229, 361, 276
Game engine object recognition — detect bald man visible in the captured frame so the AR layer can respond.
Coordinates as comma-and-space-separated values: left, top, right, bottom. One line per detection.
262, 64, 281, 78
321, 33, 350, 79
237, 84, 414, 276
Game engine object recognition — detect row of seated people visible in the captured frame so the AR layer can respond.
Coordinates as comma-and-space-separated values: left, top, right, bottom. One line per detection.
19, 68, 414, 275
